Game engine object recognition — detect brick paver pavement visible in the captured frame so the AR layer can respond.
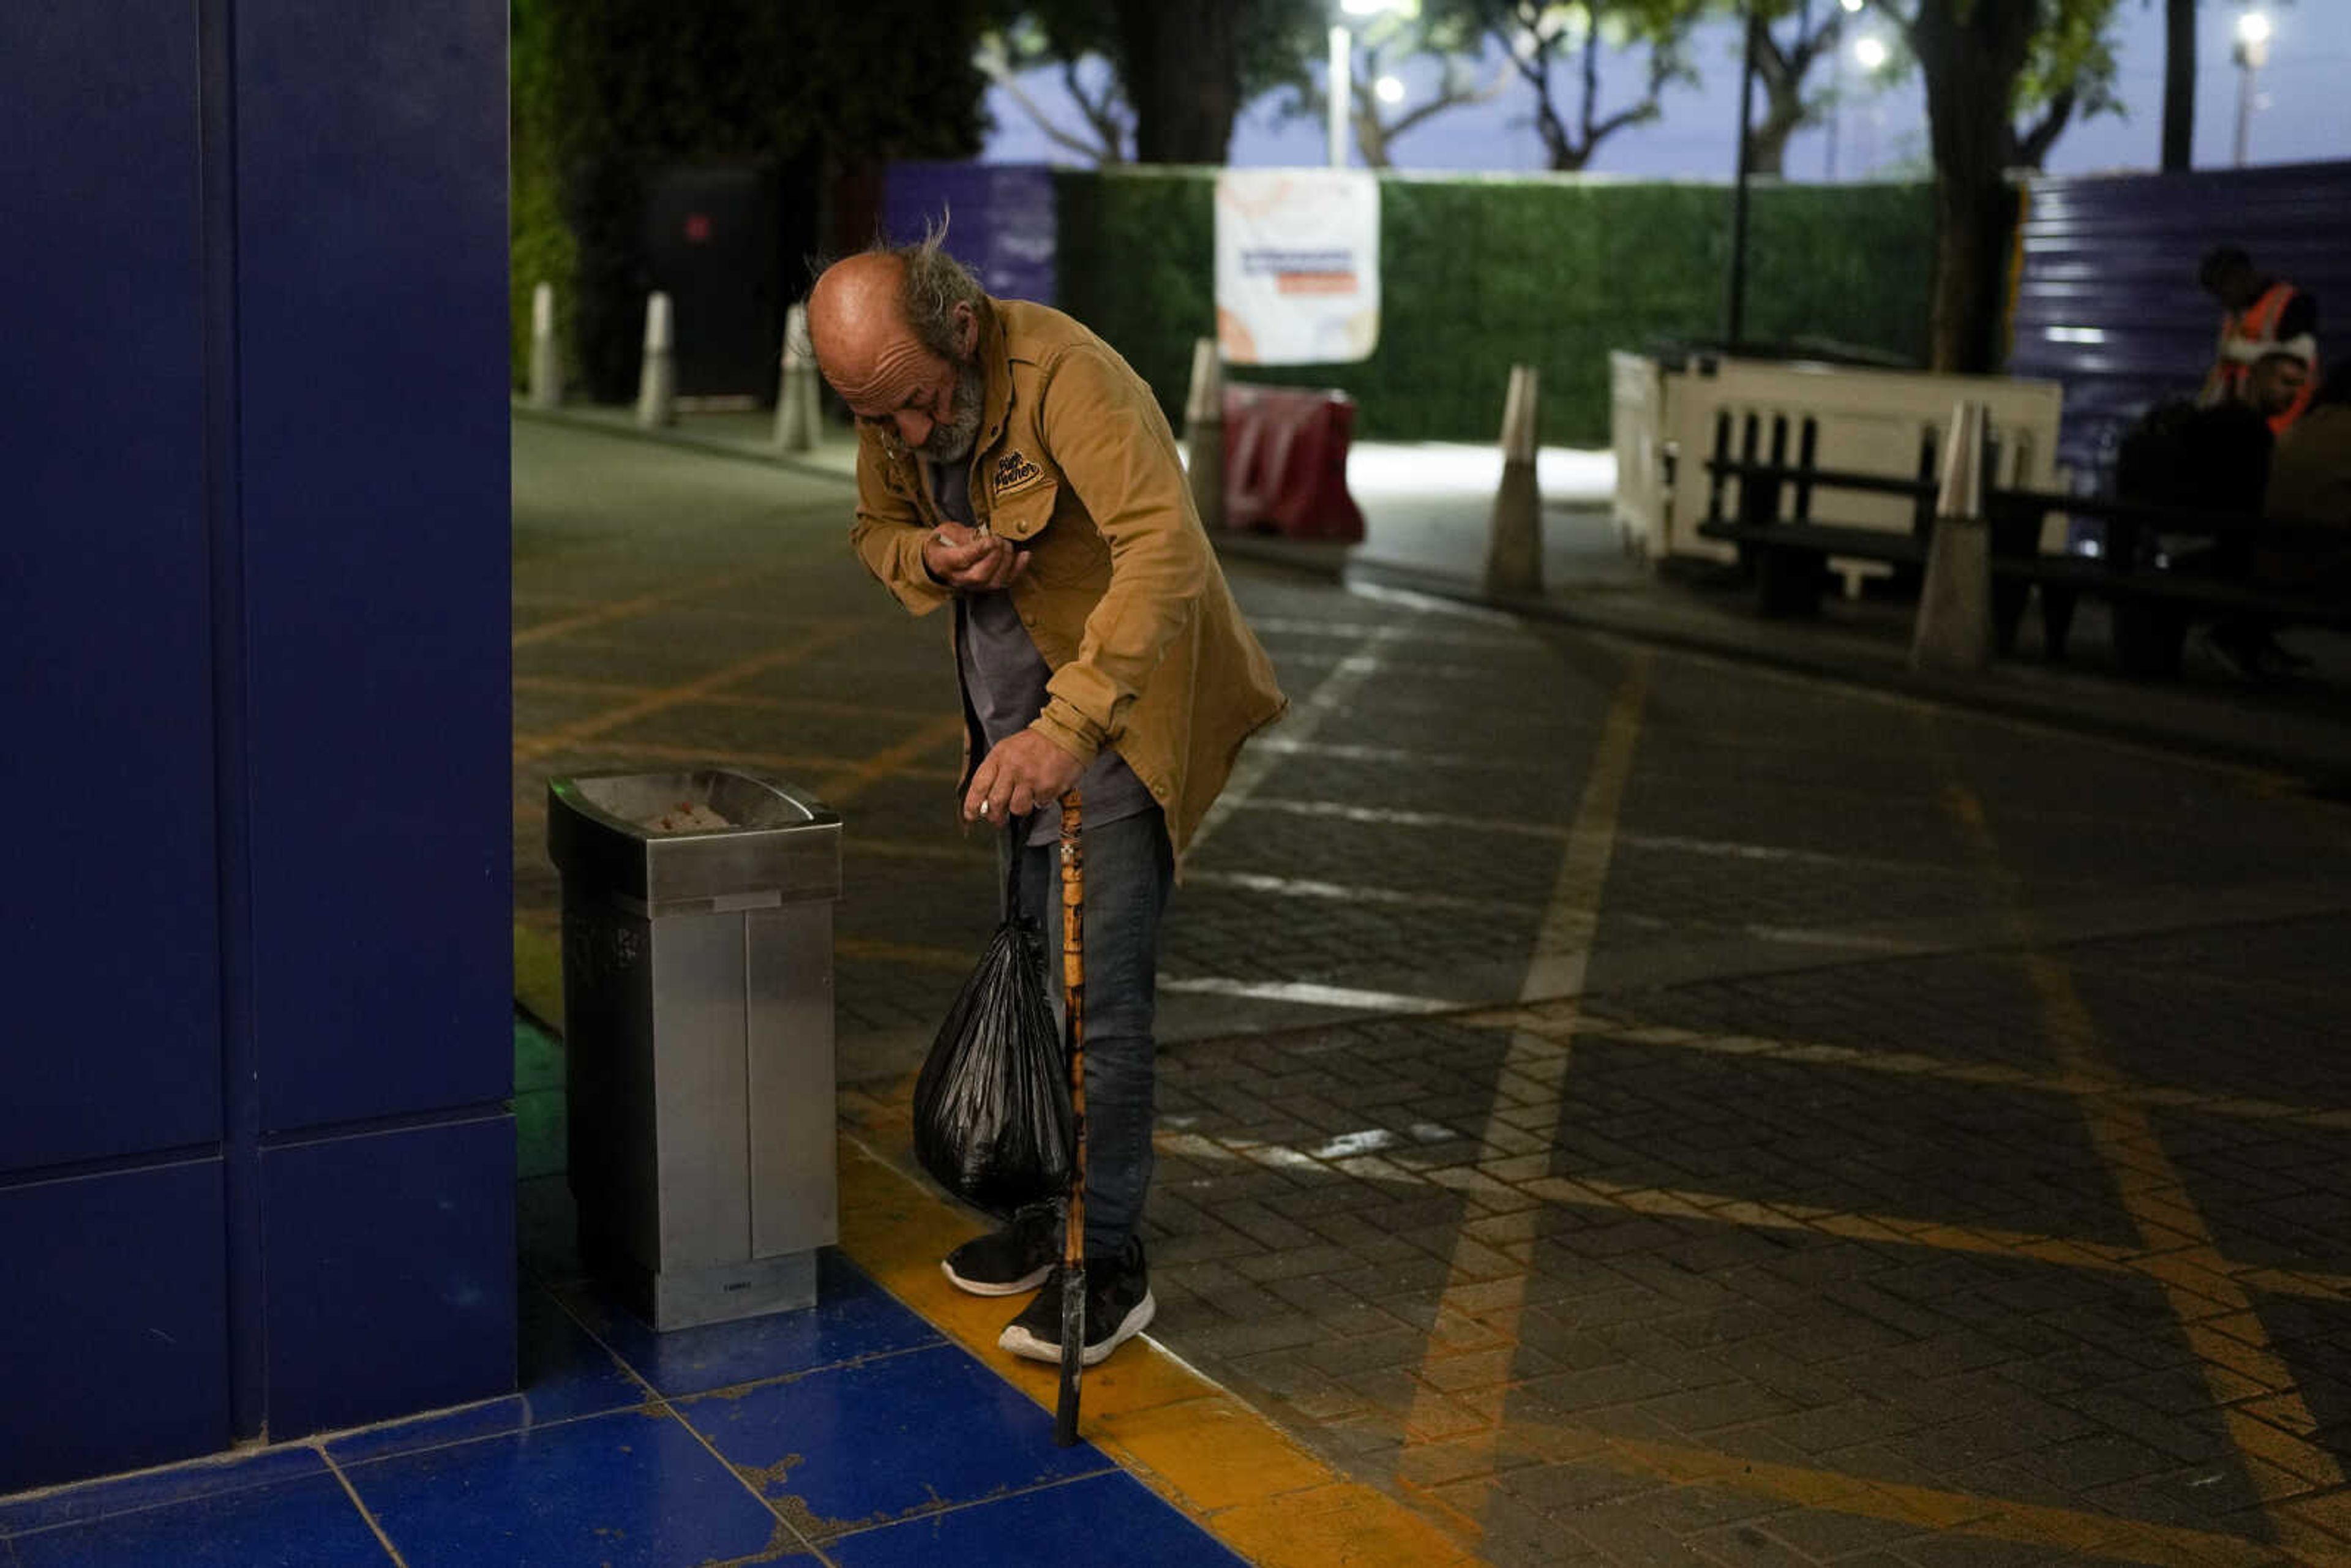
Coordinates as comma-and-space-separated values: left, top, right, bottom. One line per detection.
517, 419, 2351, 1566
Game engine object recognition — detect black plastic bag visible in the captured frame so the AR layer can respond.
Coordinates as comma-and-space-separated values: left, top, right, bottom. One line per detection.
911, 833, 1074, 1215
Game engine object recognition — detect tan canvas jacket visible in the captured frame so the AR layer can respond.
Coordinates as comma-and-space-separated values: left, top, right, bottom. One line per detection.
848, 296, 1288, 855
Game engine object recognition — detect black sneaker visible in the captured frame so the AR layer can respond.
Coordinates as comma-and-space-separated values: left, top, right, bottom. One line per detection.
941, 1207, 1059, 1297
2203, 625, 2270, 681
998, 1237, 1155, 1367
2263, 635, 2315, 673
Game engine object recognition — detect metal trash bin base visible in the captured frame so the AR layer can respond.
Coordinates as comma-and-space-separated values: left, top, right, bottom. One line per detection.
581, 1223, 817, 1330
549, 768, 842, 1332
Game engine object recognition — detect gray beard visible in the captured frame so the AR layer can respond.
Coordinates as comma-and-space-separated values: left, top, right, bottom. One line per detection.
920, 359, 987, 463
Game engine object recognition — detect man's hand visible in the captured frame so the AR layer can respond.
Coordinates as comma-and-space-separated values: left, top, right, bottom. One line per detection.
923, 521, 1030, 593
964, 729, 1086, 825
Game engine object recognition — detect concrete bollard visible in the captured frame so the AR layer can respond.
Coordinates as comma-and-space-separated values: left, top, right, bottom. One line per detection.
1909, 400, 1993, 675
1182, 337, 1224, 531
636, 291, 675, 429
1482, 364, 1543, 598
773, 302, 821, 453
528, 281, 563, 410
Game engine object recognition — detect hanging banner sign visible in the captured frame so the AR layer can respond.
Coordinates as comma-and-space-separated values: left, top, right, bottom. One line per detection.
1214, 168, 1381, 366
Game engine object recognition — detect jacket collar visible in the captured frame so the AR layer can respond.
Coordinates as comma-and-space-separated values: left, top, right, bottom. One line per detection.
973, 294, 1014, 460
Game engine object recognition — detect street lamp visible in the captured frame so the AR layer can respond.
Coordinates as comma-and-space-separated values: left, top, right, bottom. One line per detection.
1330, 0, 1403, 168
2233, 9, 2273, 167
1853, 34, 1888, 70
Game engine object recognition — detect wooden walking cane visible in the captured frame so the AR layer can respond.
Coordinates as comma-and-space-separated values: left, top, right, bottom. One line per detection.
1053, 789, 1086, 1447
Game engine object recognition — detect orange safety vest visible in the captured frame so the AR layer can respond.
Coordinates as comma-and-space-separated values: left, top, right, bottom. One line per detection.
2218, 280, 2318, 435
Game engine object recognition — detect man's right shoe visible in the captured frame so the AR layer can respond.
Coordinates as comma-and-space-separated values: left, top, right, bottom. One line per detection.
941, 1207, 1058, 1296
2202, 625, 2271, 682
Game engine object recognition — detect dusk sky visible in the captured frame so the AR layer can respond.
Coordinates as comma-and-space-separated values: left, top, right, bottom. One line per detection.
979, 3, 2349, 179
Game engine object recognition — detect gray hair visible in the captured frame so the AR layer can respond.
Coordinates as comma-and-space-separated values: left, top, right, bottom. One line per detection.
882, 217, 986, 362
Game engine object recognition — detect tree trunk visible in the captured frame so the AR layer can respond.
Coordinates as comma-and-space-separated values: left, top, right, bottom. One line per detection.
1746, 110, 1798, 178
1911, 0, 2034, 373
1114, 0, 1241, 163
2161, 0, 2195, 173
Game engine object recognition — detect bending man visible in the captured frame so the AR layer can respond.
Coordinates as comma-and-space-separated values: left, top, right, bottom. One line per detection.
804, 236, 1286, 1366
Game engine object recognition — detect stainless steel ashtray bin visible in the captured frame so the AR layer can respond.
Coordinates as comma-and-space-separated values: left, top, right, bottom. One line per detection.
547, 768, 842, 1329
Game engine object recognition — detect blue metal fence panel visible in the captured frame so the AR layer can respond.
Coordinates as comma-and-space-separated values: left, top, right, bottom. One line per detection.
0, 1160, 228, 1493
261, 1117, 516, 1438
2011, 159, 2351, 492
0, 2, 222, 1175
233, 0, 514, 1133
2, 0, 516, 1487
885, 162, 1059, 306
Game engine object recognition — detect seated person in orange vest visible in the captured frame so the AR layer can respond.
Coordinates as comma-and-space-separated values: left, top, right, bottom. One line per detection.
2198, 246, 2319, 435
2203, 350, 2329, 680
2269, 364, 2351, 529
2248, 348, 2314, 429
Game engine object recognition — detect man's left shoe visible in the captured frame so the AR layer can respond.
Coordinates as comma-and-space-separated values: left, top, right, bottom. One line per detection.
998, 1237, 1155, 1367
2262, 635, 2315, 673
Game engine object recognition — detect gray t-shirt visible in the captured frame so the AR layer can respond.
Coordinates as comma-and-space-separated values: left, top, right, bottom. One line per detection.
930, 460, 1153, 847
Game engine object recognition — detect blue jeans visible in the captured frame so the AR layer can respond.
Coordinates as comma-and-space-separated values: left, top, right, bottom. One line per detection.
1005, 807, 1172, 1258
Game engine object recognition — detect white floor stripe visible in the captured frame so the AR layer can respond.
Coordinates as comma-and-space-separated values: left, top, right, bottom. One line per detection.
1247, 736, 1548, 773
1184, 869, 1537, 916
1240, 796, 1568, 840
1234, 797, 1996, 882
1191, 623, 1404, 855
1158, 977, 1461, 1015
1246, 613, 1523, 646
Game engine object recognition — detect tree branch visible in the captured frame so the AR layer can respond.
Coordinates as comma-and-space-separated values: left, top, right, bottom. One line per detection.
1577, 15, 1602, 151
976, 48, 1121, 163
1060, 59, 1128, 162
2011, 83, 2076, 169
1510, 21, 1573, 167
1384, 59, 1510, 142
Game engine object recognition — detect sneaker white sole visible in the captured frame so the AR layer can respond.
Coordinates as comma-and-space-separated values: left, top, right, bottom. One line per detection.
998, 1289, 1157, 1367
940, 1258, 1054, 1297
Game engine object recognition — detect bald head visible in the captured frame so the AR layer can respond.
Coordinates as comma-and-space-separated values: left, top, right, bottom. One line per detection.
806, 247, 986, 460
806, 252, 913, 392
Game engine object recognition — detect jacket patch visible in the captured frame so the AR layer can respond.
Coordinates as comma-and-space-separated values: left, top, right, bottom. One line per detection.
992, 450, 1045, 496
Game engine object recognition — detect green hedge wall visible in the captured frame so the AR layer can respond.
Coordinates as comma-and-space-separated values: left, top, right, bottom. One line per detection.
1054, 170, 1936, 447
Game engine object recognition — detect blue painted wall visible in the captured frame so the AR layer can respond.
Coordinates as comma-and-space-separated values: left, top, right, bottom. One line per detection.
2011, 159, 2351, 492
0, 0, 512, 1493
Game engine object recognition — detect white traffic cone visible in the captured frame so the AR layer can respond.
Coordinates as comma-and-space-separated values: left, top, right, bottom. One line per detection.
1483, 364, 1543, 597
528, 282, 563, 410
636, 291, 675, 429
1183, 337, 1224, 531
1910, 400, 1993, 675
773, 302, 821, 452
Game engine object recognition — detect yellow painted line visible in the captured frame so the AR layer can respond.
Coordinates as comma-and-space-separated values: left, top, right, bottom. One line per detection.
1394, 652, 1651, 1537
846, 836, 994, 865
515, 673, 936, 725
812, 711, 970, 807
512, 919, 563, 1033
511, 621, 866, 764
835, 937, 976, 972
1487, 1418, 2284, 1568
1468, 1011, 2351, 1136
833, 1135, 1486, 1568
1938, 769, 2351, 1555
515, 737, 878, 779
1518, 1171, 2351, 1304
1152, 1131, 2351, 1307
511, 568, 773, 648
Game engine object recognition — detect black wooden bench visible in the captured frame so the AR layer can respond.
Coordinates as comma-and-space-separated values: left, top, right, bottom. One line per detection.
1692, 411, 2350, 676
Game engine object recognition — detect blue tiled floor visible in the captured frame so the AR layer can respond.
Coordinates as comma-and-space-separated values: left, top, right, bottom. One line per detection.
0, 1252, 1243, 1566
